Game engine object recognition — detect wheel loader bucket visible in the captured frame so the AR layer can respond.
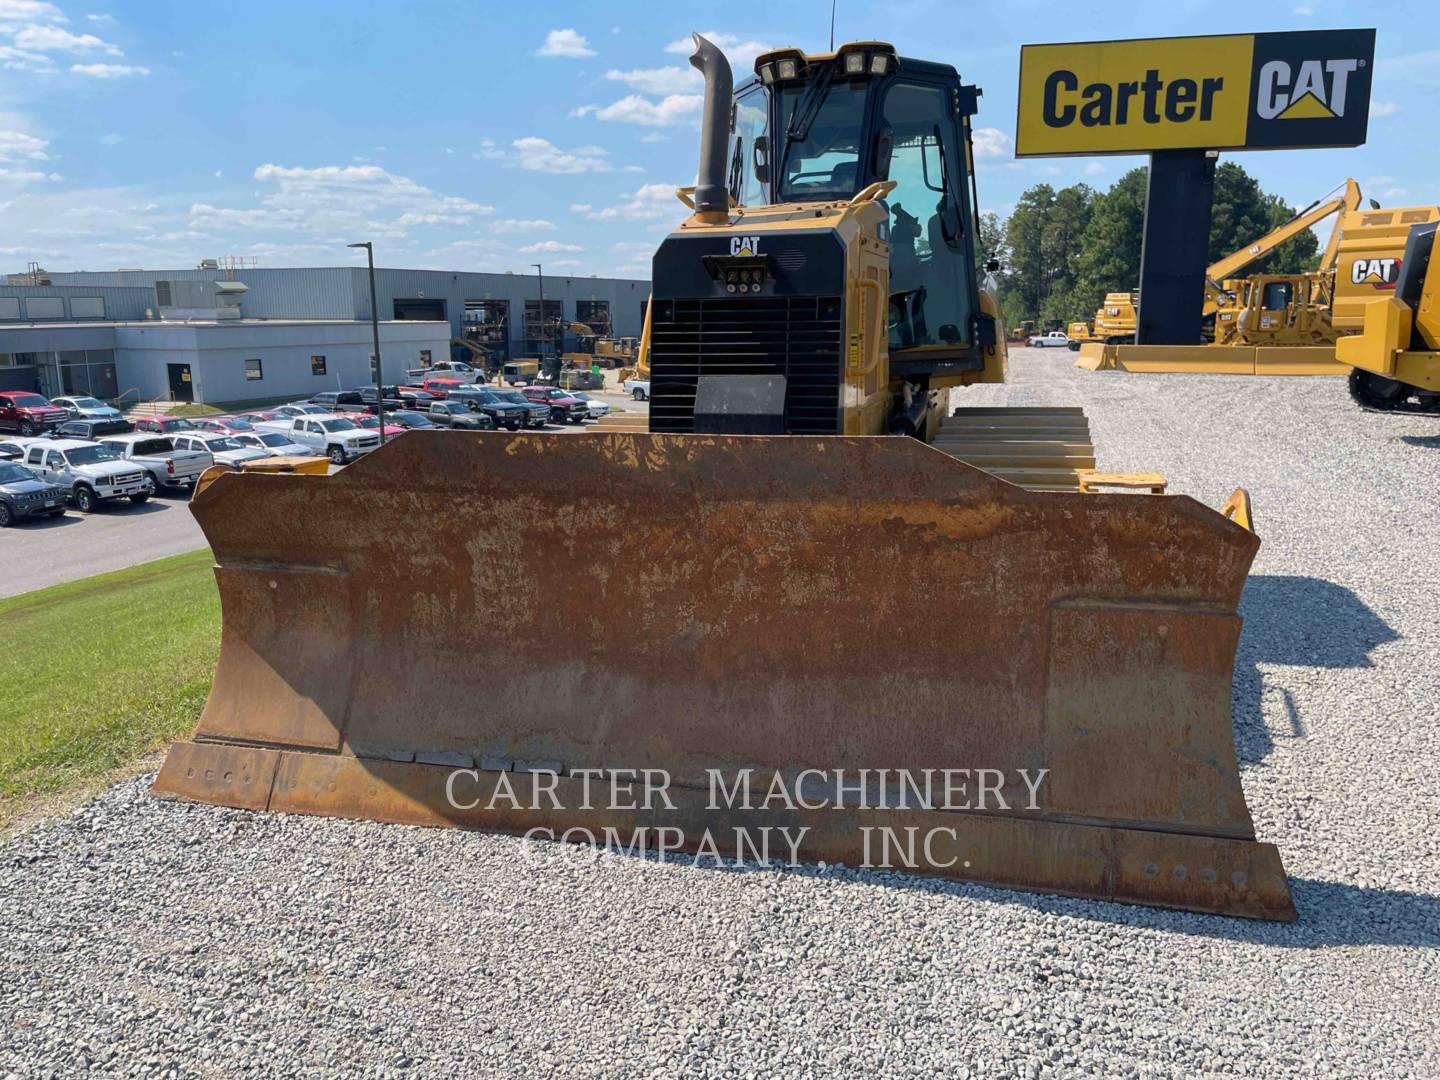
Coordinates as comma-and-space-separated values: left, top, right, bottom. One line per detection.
156, 431, 1294, 921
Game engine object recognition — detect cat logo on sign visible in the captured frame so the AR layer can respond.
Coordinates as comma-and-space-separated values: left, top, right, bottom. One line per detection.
1016, 28, 1375, 156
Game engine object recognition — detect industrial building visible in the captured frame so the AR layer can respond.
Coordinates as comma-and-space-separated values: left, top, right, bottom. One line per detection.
0, 263, 651, 405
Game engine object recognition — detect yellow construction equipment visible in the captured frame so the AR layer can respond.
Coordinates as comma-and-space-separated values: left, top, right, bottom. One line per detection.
156, 35, 1293, 921
1337, 222, 1440, 411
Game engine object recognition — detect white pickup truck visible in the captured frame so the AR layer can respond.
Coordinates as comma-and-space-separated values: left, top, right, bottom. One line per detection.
255, 413, 381, 464
404, 360, 482, 385
98, 432, 213, 493
21, 438, 150, 512
622, 377, 650, 401
1027, 331, 1071, 348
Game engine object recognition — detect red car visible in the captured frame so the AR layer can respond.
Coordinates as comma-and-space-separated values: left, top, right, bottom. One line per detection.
418, 377, 464, 399
0, 391, 67, 435
132, 416, 200, 435
521, 386, 590, 424
354, 415, 407, 438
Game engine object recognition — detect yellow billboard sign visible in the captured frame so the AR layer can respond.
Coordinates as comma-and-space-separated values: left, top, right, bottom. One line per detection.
1016, 29, 1375, 156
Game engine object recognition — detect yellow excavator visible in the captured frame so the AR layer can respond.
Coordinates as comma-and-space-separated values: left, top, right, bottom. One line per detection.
1337, 221, 1440, 411
155, 36, 1293, 921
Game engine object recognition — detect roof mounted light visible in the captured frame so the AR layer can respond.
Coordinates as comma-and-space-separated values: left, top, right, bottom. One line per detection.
835, 41, 896, 78
754, 47, 806, 83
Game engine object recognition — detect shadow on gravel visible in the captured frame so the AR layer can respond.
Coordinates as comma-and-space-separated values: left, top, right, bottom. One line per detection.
1399, 434, 1440, 449
618, 855, 1440, 949
1232, 575, 1397, 765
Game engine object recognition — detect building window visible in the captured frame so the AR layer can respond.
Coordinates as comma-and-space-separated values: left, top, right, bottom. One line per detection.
311, 355, 327, 376
245, 358, 263, 381
576, 300, 612, 337
419, 350, 432, 367
523, 299, 564, 357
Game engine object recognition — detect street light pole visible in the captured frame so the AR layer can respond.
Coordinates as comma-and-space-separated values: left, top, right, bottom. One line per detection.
532, 262, 550, 384
349, 241, 385, 445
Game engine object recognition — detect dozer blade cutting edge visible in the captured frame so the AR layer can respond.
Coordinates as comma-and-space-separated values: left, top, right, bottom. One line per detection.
155, 431, 1295, 921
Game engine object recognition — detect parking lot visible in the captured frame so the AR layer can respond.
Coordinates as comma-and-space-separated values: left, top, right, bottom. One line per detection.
1, 387, 645, 599
2, 349, 1436, 1077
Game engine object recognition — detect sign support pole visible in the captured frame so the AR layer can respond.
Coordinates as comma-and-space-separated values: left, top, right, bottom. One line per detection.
1135, 149, 1217, 345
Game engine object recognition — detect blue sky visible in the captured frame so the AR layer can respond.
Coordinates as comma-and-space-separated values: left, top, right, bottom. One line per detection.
1, 0, 1436, 277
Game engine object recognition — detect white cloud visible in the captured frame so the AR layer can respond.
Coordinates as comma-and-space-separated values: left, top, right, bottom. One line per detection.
972, 128, 1012, 159
0, 129, 49, 160
489, 218, 556, 233
519, 240, 583, 253
548, 259, 581, 268
0, 45, 56, 72
638, 131, 665, 144
664, 31, 774, 66
0, 0, 66, 22
0, 166, 60, 183
604, 65, 700, 96
70, 62, 148, 77
85, 12, 115, 22
99, 131, 121, 145
15, 24, 120, 54
1082, 162, 1105, 176
511, 136, 611, 174
1369, 101, 1400, 118
189, 164, 494, 241
535, 28, 594, 58
574, 183, 679, 221
575, 93, 702, 127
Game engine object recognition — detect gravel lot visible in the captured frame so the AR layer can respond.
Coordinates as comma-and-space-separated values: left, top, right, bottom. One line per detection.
3, 350, 1437, 1078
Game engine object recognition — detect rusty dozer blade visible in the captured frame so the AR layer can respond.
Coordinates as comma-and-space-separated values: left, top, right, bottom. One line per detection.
155, 431, 1295, 921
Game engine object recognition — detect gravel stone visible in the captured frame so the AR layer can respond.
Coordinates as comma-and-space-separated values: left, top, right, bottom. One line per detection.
1, 351, 1437, 1077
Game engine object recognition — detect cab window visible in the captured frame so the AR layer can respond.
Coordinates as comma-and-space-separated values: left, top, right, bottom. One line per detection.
775, 79, 869, 202
880, 80, 974, 350
728, 87, 769, 206
27, 447, 44, 465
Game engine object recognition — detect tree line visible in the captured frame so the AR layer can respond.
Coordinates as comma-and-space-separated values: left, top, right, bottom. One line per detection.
975, 162, 1321, 327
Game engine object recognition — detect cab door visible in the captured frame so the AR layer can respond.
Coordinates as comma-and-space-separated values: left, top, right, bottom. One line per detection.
876, 76, 981, 371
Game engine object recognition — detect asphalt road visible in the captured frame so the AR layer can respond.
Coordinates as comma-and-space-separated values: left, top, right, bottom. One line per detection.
2, 390, 648, 600
1, 486, 207, 600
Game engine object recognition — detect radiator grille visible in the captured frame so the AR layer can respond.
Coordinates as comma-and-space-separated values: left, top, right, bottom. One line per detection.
648, 295, 843, 434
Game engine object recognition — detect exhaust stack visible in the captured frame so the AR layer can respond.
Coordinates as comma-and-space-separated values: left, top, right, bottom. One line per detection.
689, 33, 733, 216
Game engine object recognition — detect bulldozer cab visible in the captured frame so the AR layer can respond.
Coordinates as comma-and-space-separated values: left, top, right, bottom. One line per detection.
729, 44, 986, 370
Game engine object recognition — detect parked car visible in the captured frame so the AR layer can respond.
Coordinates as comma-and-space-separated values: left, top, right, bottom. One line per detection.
447, 387, 529, 430
232, 410, 279, 424
0, 440, 25, 461
97, 432, 213, 493
1027, 331, 1070, 348
131, 415, 199, 435
192, 415, 255, 434
0, 460, 66, 526
349, 386, 410, 413
383, 410, 437, 431
489, 388, 550, 428
21, 439, 149, 512
273, 403, 332, 419
427, 401, 495, 430
254, 414, 382, 464
47, 418, 134, 441
171, 432, 270, 468
404, 359, 483, 384
0, 391, 67, 435
50, 396, 131, 434
568, 391, 611, 419
522, 386, 590, 424
622, 378, 650, 402
232, 431, 320, 457
353, 415, 407, 438
416, 376, 465, 399
308, 390, 371, 414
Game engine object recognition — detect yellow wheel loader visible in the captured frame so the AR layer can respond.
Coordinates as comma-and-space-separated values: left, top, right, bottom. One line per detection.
156, 36, 1293, 921
1337, 222, 1440, 412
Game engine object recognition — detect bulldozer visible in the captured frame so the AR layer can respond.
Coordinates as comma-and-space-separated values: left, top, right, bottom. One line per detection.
1337, 221, 1440, 412
154, 35, 1294, 921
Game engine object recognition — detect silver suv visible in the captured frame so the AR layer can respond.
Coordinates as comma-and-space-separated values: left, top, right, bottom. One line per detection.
22, 438, 150, 512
